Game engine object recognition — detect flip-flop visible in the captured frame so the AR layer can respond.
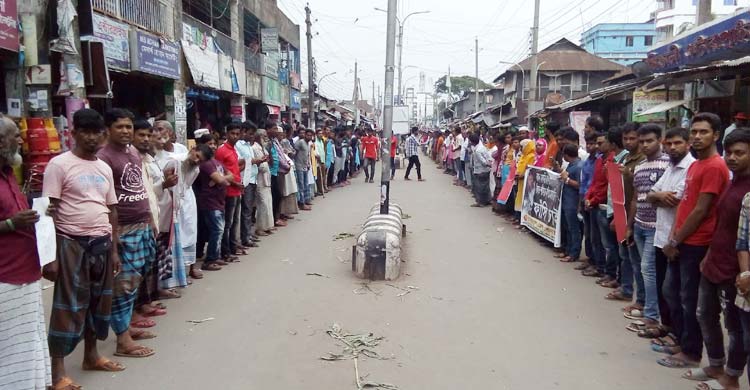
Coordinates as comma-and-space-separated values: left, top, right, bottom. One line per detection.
682, 368, 713, 381
657, 356, 699, 369
652, 335, 678, 347
114, 344, 155, 358
82, 357, 126, 372
651, 343, 682, 355
130, 329, 157, 340
130, 318, 156, 328
142, 307, 167, 317
696, 380, 727, 390
51, 376, 83, 390
624, 309, 644, 320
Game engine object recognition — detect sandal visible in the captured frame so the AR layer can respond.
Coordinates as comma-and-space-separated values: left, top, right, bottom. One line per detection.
637, 325, 669, 339
652, 334, 678, 347
130, 329, 157, 340
142, 307, 167, 317
233, 248, 248, 256
51, 376, 83, 390
560, 256, 578, 263
130, 318, 156, 328
657, 355, 699, 369
114, 344, 155, 358
605, 290, 632, 301
82, 357, 126, 372
150, 301, 167, 310
574, 262, 590, 271
158, 289, 181, 300
601, 280, 620, 289
201, 263, 222, 271
682, 367, 713, 382
554, 253, 568, 259
696, 380, 727, 390
624, 309, 644, 320
189, 268, 204, 279
652, 343, 682, 355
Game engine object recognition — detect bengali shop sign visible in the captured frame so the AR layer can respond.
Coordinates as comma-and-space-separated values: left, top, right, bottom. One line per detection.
131, 30, 180, 79
0, 0, 19, 52
645, 9, 750, 72
93, 13, 130, 70
521, 167, 563, 247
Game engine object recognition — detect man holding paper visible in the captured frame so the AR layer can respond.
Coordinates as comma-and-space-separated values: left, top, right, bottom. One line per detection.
0, 114, 52, 389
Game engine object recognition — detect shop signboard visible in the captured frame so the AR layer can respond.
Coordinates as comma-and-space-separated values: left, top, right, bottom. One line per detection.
290, 72, 302, 90
280, 87, 289, 111
632, 89, 682, 123
131, 30, 180, 79
261, 28, 278, 53
520, 167, 563, 247
263, 51, 279, 79
92, 13, 130, 70
181, 41, 220, 89
0, 0, 19, 52
218, 54, 245, 94
262, 76, 281, 106
246, 71, 261, 99
645, 9, 750, 73
279, 68, 289, 85
290, 89, 301, 109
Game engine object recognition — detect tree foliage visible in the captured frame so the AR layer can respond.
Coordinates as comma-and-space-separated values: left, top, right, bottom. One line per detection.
434, 75, 492, 95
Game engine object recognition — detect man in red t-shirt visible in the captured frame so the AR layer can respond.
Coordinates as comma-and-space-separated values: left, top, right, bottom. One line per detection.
658, 113, 730, 369
214, 123, 245, 261
361, 128, 379, 183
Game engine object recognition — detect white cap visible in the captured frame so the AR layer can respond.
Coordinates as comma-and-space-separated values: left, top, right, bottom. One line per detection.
518, 126, 529, 132
194, 128, 210, 138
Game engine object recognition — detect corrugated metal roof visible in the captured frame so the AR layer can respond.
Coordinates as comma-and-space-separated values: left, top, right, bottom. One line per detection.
531, 76, 653, 116
645, 56, 750, 90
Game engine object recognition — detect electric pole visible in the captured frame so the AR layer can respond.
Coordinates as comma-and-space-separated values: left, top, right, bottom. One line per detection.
380, 0, 397, 214
529, 0, 541, 113
397, 23, 404, 105
696, 0, 712, 26
353, 61, 359, 127
305, 4, 315, 129
475, 37, 479, 114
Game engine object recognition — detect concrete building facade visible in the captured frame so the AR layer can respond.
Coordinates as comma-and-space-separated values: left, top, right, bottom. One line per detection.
581, 23, 657, 65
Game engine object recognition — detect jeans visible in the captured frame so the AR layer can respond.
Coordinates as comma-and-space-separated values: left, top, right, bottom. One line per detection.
271, 175, 282, 220
221, 197, 240, 258
455, 159, 463, 182
241, 184, 257, 245
405, 155, 422, 179
737, 311, 750, 385
697, 276, 746, 376
562, 207, 582, 259
390, 157, 396, 178
200, 209, 225, 262
295, 169, 310, 204
634, 226, 659, 321
581, 208, 595, 263
620, 243, 643, 304
656, 248, 672, 327
363, 158, 376, 180
663, 243, 707, 361
594, 208, 619, 278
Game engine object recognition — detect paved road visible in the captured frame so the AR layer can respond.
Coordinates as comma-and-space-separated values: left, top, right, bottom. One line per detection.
45, 159, 697, 390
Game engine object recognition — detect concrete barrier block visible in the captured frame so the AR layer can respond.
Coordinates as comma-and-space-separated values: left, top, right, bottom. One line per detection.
354, 203, 405, 281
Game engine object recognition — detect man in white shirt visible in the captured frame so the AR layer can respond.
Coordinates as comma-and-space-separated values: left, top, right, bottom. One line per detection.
469, 133, 493, 207
236, 121, 262, 248
452, 127, 464, 185
646, 127, 695, 331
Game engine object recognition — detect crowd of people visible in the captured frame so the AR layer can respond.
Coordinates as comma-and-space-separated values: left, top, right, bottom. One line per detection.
0, 108, 374, 390
425, 113, 750, 390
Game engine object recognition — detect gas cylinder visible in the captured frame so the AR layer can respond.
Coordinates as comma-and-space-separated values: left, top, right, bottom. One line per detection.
18, 118, 29, 154
44, 118, 60, 152
27, 118, 48, 153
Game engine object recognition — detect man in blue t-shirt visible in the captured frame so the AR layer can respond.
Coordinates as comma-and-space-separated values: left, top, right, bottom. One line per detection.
560, 144, 584, 262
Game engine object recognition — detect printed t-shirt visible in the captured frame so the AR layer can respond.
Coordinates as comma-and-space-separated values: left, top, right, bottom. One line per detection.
197, 159, 226, 211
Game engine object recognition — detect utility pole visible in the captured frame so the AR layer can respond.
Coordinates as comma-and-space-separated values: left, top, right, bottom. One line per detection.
397, 23, 404, 105
372, 80, 376, 112
305, 4, 315, 129
380, 0, 397, 214
528, 0, 541, 123
353, 61, 359, 127
475, 37, 479, 114
696, 0, 712, 26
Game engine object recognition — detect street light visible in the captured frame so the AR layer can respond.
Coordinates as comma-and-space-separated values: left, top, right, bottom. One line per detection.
498, 60, 525, 101
374, 7, 430, 105
317, 71, 336, 94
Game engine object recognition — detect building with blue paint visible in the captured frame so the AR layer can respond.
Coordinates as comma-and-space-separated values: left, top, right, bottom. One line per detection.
581, 23, 657, 65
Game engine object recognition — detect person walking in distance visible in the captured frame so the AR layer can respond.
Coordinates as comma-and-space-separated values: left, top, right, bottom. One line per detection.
361, 128, 379, 183
404, 126, 426, 181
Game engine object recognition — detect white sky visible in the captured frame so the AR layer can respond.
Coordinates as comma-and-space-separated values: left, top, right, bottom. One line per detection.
277, 0, 656, 101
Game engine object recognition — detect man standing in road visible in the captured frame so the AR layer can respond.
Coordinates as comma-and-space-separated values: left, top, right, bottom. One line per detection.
469, 133, 492, 207
659, 113, 730, 369
361, 128, 379, 183
215, 124, 244, 261
0, 115, 51, 390
404, 126, 425, 182
293, 129, 313, 210
43, 108, 123, 389
97, 108, 157, 359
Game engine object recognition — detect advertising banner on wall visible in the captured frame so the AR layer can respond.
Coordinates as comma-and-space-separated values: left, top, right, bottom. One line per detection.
262, 76, 281, 106
131, 30, 180, 79
0, 0, 20, 52
246, 72, 261, 99
93, 13, 130, 70
261, 28, 278, 53
181, 41, 220, 89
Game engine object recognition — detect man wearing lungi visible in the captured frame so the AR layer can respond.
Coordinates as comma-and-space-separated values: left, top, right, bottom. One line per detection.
97, 108, 157, 359
43, 109, 123, 389
0, 115, 52, 390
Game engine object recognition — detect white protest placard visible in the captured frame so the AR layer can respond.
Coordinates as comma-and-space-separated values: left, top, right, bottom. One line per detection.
32, 197, 56, 266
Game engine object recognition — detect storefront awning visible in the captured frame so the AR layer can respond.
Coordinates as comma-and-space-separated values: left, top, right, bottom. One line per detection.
634, 100, 690, 116
644, 56, 750, 90
267, 105, 280, 115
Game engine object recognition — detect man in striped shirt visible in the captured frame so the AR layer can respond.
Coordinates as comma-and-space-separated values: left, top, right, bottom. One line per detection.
404, 127, 425, 181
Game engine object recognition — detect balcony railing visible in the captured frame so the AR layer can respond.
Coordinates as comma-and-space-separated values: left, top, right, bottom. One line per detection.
182, 13, 236, 58
656, 0, 675, 12
92, 0, 171, 37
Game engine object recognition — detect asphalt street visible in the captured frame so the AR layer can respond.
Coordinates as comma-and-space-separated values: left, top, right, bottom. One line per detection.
43, 159, 700, 390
